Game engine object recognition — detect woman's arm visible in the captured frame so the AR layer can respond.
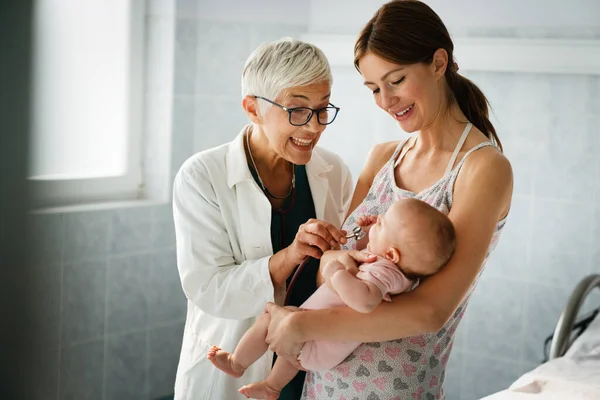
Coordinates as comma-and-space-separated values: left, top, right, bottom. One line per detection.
265, 147, 513, 353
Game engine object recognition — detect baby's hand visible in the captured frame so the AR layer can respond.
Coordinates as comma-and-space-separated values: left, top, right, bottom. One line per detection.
356, 215, 378, 228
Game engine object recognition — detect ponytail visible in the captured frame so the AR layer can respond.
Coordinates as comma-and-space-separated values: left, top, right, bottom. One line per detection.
445, 70, 503, 151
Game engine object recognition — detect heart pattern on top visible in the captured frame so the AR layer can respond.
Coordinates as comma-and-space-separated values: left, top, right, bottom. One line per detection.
336, 378, 349, 390
393, 378, 409, 390
356, 365, 370, 377
377, 360, 393, 372
406, 349, 422, 362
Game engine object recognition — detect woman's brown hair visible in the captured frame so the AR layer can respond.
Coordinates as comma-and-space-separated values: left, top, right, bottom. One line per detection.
354, 0, 502, 151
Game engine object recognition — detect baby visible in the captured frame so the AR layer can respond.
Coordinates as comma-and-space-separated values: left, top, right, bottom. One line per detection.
208, 198, 456, 399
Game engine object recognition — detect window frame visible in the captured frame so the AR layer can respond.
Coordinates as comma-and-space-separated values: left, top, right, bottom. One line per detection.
29, 0, 146, 209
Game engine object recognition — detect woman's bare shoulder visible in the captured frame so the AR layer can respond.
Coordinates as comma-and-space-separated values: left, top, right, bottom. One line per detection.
463, 141, 512, 177
363, 140, 401, 175
455, 144, 513, 218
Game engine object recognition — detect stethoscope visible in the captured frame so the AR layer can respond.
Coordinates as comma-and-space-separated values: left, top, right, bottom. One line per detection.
283, 226, 365, 305
346, 226, 366, 241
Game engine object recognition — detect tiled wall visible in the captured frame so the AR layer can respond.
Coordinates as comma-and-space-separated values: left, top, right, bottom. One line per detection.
30, 202, 185, 400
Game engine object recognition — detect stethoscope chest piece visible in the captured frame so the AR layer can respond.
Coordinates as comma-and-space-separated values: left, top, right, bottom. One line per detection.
347, 226, 365, 240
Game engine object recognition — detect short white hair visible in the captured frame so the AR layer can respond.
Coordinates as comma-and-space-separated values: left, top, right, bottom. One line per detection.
241, 37, 332, 113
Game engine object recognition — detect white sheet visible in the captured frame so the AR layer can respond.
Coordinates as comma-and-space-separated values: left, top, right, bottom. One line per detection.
480, 312, 600, 400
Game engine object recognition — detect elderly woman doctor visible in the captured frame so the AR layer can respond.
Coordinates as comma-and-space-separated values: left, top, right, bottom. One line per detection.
172, 38, 360, 400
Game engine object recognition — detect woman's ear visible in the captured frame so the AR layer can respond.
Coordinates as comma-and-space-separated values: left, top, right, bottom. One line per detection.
431, 48, 449, 79
242, 95, 262, 124
384, 246, 401, 265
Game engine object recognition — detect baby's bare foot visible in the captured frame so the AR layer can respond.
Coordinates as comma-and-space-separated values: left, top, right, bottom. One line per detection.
206, 345, 245, 378
238, 382, 280, 400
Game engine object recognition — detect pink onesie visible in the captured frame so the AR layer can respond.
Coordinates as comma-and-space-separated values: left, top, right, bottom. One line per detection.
296, 255, 414, 371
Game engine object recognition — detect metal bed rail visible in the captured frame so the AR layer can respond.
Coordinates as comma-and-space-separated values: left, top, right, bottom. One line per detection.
549, 274, 600, 360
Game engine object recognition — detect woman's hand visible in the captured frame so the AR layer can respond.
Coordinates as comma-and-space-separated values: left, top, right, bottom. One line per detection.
264, 302, 305, 369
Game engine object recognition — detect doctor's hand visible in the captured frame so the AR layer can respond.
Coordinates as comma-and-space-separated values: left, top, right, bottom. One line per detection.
264, 302, 305, 369
269, 219, 347, 286
289, 218, 348, 262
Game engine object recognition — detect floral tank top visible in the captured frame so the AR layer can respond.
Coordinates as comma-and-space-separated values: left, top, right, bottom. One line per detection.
302, 123, 507, 400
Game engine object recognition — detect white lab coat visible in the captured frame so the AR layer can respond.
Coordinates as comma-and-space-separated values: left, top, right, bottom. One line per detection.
172, 125, 353, 400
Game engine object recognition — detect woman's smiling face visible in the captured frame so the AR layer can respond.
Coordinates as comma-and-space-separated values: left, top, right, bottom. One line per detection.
358, 52, 444, 133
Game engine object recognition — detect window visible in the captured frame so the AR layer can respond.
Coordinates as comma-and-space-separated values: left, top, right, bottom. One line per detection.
30, 0, 145, 208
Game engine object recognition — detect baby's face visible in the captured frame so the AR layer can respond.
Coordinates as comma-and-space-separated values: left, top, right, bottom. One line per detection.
366, 207, 404, 256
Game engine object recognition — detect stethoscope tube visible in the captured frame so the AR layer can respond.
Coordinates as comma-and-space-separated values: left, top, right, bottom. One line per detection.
284, 256, 311, 306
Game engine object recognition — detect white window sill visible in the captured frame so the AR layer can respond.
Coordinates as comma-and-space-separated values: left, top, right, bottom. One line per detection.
30, 198, 170, 215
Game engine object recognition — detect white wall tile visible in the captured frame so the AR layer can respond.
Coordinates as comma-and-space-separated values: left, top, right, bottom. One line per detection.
196, 0, 309, 25
174, 20, 197, 95
195, 22, 251, 97
523, 283, 571, 365
147, 251, 186, 327
29, 213, 64, 265
194, 98, 247, 151
529, 199, 593, 289
176, 0, 196, 19
59, 340, 104, 400
592, 207, 600, 273
147, 322, 185, 398
307, 0, 600, 35
248, 24, 307, 52
171, 96, 197, 172
444, 350, 463, 400
109, 207, 154, 254
62, 211, 111, 263
104, 332, 148, 400
106, 255, 151, 335
466, 276, 528, 362
147, 0, 176, 17
533, 117, 600, 202
485, 196, 531, 279
61, 261, 107, 346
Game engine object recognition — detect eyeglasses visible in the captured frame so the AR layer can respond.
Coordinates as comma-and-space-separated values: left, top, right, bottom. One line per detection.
253, 96, 340, 126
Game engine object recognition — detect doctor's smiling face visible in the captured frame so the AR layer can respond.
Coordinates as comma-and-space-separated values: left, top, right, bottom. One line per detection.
244, 81, 333, 166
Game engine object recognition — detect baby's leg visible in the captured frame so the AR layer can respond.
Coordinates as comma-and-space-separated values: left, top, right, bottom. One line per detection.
239, 357, 300, 400
207, 312, 270, 378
